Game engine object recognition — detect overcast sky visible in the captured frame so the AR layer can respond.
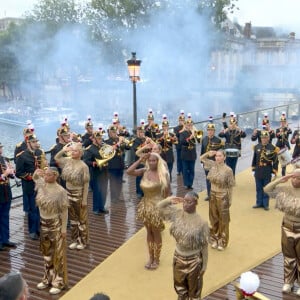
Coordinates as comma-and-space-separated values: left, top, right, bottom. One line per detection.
0, 0, 300, 33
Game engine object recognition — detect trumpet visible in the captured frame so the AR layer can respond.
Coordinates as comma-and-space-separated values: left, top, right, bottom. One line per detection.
125, 138, 135, 147
95, 144, 116, 167
121, 137, 135, 147
192, 127, 203, 139
151, 123, 160, 132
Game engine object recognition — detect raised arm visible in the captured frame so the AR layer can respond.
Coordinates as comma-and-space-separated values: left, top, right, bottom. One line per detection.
126, 156, 147, 177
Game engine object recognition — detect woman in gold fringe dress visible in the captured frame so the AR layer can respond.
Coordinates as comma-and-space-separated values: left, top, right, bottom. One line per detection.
33, 167, 68, 295
200, 149, 235, 251
127, 152, 170, 270
55, 142, 90, 250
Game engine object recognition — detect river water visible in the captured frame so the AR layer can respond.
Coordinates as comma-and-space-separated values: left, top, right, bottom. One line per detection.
1, 123, 60, 158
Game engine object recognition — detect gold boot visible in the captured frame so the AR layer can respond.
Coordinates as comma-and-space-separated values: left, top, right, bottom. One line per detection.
151, 243, 162, 270
145, 242, 154, 269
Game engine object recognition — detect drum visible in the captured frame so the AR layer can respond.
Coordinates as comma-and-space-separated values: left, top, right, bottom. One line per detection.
278, 148, 292, 167
225, 148, 240, 158
291, 156, 300, 169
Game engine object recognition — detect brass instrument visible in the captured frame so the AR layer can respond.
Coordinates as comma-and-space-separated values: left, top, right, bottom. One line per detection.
123, 137, 135, 147
194, 130, 203, 139
128, 138, 136, 147
151, 123, 160, 132
95, 144, 116, 167
36, 150, 48, 169
191, 126, 203, 139
160, 130, 178, 145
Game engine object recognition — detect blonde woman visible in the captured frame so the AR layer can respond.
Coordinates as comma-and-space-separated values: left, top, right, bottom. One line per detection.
127, 152, 170, 269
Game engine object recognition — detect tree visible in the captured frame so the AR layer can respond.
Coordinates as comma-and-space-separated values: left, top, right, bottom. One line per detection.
0, 23, 25, 98
197, 0, 239, 28
25, 0, 82, 35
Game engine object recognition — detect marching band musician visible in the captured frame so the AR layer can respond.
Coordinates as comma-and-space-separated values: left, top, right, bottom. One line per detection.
0, 143, 17, 250
275, 113, 292, 176
105, 125, 130, 203
173, 110, 185, 176
251, 114, 275, 144
156, 115, 178, 181
291, 128, 300, 160
60, 116, 81, 143
50, 127, 71, 188
179, 114, 201, 190
219, 115, 246, 176
14, 122, 35, 214
54, 142, 90, 250
113, 112, 130, 137
33, 167, 68, 295
14, 121, 34, 163
252, 130, 279, 211
81, 116, 94, 148
200, 118, 224, 201
83, 130, 109, 215
16, 133, 46, 240
131, 123, 147, 199
145, 109, 160, 141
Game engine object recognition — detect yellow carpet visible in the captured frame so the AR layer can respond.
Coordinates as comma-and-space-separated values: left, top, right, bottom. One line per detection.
60, 168, 283, 300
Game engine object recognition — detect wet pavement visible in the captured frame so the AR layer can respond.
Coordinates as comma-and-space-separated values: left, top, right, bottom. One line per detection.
0, 135, 254, 300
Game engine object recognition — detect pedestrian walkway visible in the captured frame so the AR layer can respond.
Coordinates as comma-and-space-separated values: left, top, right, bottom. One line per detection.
0, 135, 294, 300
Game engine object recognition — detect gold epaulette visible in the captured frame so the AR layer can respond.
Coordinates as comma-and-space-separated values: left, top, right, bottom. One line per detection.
15, 141, 22, 148
16, 150, 25, 158
49, 144, 56, 151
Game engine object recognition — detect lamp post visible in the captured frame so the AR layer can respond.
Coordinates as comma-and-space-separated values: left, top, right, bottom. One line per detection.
127, 52, 141, 131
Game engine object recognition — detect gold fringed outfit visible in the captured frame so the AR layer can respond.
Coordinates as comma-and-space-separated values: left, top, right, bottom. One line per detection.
265, 183, 300, 286
137, 176, 165, 231
203, 157, 235, 249
55, 150, 90, 247
158, 199, 209, 300
33, 173, 69, 290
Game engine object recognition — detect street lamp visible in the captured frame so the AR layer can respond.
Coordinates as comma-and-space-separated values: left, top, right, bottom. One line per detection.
127, 52, 142, 131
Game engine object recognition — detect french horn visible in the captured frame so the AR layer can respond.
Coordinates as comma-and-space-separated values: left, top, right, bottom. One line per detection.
95, 144, 115, 167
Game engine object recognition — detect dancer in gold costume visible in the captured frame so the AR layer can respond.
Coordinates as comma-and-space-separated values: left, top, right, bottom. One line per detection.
55, 142, 90, 250
33, 167, 68, 295
127, 152, 170, 270
264, 169, 300, 295
158, 192, 209, 300
200, 149, 235, 251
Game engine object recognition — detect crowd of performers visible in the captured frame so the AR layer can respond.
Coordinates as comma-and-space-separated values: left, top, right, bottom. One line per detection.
0, 107, 300, 298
